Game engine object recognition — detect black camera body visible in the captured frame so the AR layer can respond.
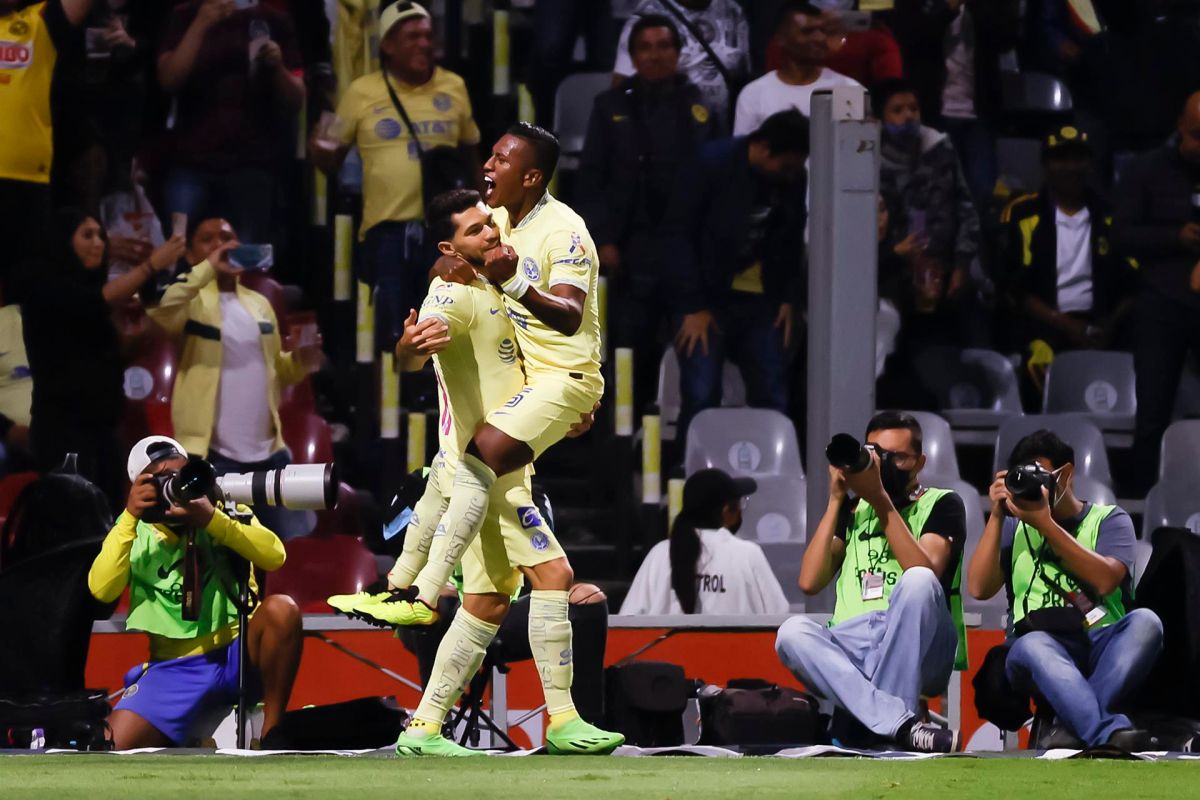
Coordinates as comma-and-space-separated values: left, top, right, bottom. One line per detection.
825, 433, 911, 506
1005, 463, 1057, 504
141, 457, 217, 524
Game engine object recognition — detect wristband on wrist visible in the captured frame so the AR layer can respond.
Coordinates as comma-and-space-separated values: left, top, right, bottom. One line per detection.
501, 272, 530, 300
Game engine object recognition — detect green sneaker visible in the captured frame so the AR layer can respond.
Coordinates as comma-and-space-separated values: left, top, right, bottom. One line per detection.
394, 731, 482, 757
545, 718, 625, 755
359, 596, 440, 627
327, 590, 390, 616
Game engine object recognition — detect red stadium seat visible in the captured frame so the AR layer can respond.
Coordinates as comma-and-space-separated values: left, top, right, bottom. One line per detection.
121, 332, 177, 447
280, 376, 316, 415
280, 409, 334, 464
312, 482, 363, 538
0, 471, 40, 550
240, 272, 289, 335
265, 534, 378, 612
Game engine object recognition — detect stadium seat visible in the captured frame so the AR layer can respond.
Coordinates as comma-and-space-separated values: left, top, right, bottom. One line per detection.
742, 474, 806, 543
1172, 358, 1200, 419
757, 541, 806, 612
1142, 480, 1200, 539
240, 272, 289, 333
925, 477, 1006, 628
1132, 539, 1153, 589
993, 414, 1112, 487
0, 471, 39, 549
281, 409, 334, 464
684, 408, 804, 478
1001, 71, 1073, 115
265, 534, 379, 613
901, 410, 960, 481
656, 348, 747, 441
913, 347, 1022, 445
552, 72, 612, 158
1074, 475, 1116, 506
1158, 420, 1200, 482
121, 332, 177, 445
1042, 351, 1136, 438
280, 376, 316, 415
311, 482, 364, 538
996, 137, 1043, 195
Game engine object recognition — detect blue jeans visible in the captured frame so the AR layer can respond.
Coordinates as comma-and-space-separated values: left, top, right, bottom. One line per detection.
163, 166, 275, 244
530, 0, 615, 126
1005, 608, 1163, 746
360, 220, 434, 353
207, 449, 315, 541
942, 116, 997, 215
676, 292, 790, 438
776, 567, 959, 739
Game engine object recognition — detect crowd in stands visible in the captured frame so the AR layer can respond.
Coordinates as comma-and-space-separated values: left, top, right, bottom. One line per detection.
1, 0, 1199, 571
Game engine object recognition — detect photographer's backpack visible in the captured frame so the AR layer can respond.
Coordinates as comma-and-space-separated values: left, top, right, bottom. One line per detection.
698, 679, 825, 749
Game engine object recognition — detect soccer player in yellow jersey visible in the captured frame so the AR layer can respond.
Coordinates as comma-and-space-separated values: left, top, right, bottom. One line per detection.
383, 126, 605, 632
350, 189, 621, 756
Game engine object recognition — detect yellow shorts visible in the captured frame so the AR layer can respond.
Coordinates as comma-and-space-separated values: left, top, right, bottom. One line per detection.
484, 371, 604, 458
435, 460, 567, 597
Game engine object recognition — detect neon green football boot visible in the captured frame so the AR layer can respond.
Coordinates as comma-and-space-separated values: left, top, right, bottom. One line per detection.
394, 731, 483, 757
545, 717, 625, 755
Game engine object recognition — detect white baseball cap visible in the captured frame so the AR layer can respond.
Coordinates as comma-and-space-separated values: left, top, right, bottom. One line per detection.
127, 435, 187, 481
380, 1, 430, 39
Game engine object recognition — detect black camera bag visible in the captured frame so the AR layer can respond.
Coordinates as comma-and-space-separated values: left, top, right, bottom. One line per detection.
604, 661, 688, 746
0, 690, 113, 750
698, 679, 822, 747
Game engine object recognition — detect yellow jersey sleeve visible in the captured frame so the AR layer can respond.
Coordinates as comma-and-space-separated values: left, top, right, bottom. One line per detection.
545, 228, 594, 293
451, 76, 481, 146
418, 279, 477, 337
334, 80, 364, 146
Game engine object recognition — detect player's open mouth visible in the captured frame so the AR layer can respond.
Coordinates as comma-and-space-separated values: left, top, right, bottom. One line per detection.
483, 175, 495, 200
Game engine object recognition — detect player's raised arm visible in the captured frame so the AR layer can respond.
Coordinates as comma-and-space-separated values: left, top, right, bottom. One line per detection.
483, 243, 585, 336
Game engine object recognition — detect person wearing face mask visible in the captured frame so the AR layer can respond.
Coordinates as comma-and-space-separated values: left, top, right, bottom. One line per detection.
21, 209, 184, 507
967, 429, 1162, 751
999, 126, 1137, 407
621, 468, 788, 615
776, 411, 967, 753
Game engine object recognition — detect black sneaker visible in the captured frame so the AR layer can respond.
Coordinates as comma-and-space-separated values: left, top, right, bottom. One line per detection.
1105, 728, 1161, 753
899, 720, 962, 753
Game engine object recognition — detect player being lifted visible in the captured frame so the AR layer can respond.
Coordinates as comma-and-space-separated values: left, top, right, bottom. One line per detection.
376, 124, 604, 631
356, 189, 620, 755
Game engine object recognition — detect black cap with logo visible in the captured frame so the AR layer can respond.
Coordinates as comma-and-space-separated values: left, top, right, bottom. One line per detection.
682, 468, 757, 517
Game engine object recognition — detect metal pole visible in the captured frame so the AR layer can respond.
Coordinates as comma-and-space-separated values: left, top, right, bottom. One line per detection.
805, 88, 879, 612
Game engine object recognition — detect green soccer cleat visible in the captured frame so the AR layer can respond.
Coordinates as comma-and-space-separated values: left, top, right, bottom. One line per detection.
358, 596, 440, 627
326, 591, 390, 616
394, 731, 482, 757
545, 718, 625, 755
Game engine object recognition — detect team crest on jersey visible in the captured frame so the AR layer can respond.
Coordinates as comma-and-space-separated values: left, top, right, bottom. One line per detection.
531, 532, 550, 551
433, 92, 452, 112
521, 256, 540, 281
497, 338, 516, 364
374, 118, 402, 140
568, 232, 586, 256
8, 19, 30, 37
518, 506, 544, 530
0, 40, 32, 68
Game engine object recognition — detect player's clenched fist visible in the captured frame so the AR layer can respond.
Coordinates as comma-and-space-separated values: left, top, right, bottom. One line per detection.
482, 244, 519, 285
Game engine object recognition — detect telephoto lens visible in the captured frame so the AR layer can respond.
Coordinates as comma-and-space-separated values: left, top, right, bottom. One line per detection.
1004, 463, 1056, 503
826, 433, 872, 473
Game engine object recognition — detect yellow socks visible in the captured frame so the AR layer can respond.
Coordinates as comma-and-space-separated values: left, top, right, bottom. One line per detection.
410, 609, 499, 734
388, 467, 448, 589
529, 590, 576, 718
413, 453, 495, 604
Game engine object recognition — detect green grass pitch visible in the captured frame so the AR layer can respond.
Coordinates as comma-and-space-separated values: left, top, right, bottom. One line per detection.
0, 755, 1196, 799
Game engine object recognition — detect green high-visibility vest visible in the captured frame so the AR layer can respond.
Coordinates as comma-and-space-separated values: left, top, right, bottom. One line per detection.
832, 488, 968, 670
125, 520, 244, 641
1010, 503, 1126, 629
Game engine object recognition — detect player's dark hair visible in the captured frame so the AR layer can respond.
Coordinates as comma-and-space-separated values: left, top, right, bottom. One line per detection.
1008, 429, 1076, 471
507, 122, 560, 186
866, 410, 924, 456
870, 78, 918, 120
427, 188, 483, 244
775, 1, 825, 33
669, 488, 726, 615
628, 13, 683, 54
747, 108, 810, 157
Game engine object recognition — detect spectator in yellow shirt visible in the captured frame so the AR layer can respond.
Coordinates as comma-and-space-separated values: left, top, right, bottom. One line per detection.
311, 1, 480, 353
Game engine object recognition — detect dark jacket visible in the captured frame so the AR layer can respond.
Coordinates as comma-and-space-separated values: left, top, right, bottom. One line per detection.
1000, 189, 1137, 318
890, 0, 1021, 124
662, 137, 806, 315
575, 75, 716, 251
1113, 143, 1200, 311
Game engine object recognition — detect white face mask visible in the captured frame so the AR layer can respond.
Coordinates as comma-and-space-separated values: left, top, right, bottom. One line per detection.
1049, 466, 1068, 508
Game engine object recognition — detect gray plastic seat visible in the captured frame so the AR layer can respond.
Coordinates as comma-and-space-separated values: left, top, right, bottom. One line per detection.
1001, 71, 1074, 114
758, 541, 806, 612
1159, 420, 1200, 482
1043, 351, 1136, 432
914, 347, 1023, 441
553, 72, 613, 157
993, 413, 1112, 487
684, 408, 804, 478
1172, 359, 1200, 419
656, 348, 748, 441
1073, 474, 1116, 506
1142, 480, 1200, 539
1132, 539, 1154, 590
902, 410, 960, 480
925, 476, 1007, 628
742, 474, 806, 544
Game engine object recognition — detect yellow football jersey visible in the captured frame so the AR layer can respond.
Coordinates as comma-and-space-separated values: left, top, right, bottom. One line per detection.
418, 275, 525, 457
492, 193, 603, 382
337, 67, 481, 235
0, 2, 58, 184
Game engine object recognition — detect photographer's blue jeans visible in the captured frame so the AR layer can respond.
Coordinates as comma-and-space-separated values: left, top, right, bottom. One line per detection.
675, 292, 789, 439
360, 220, 433, 353
775, 567, 958, 739
207, 449, 315, 541
1004, 608, 1163, 746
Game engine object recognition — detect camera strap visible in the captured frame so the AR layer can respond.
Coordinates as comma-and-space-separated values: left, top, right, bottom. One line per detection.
181, 530, 201, 622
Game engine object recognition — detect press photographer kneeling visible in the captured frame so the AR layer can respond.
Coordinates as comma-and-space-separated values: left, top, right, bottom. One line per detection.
967, 430, 1163, 750
88, 436, 303, 749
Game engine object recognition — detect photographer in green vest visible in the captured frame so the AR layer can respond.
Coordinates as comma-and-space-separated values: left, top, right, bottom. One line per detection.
967, 429, 1163, 750
88, 436, 303, 749
776, 411, 967, 753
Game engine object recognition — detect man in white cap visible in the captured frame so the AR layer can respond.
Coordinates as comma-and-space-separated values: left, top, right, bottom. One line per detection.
311, 0, 482, 355
87, 436, 302, 749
